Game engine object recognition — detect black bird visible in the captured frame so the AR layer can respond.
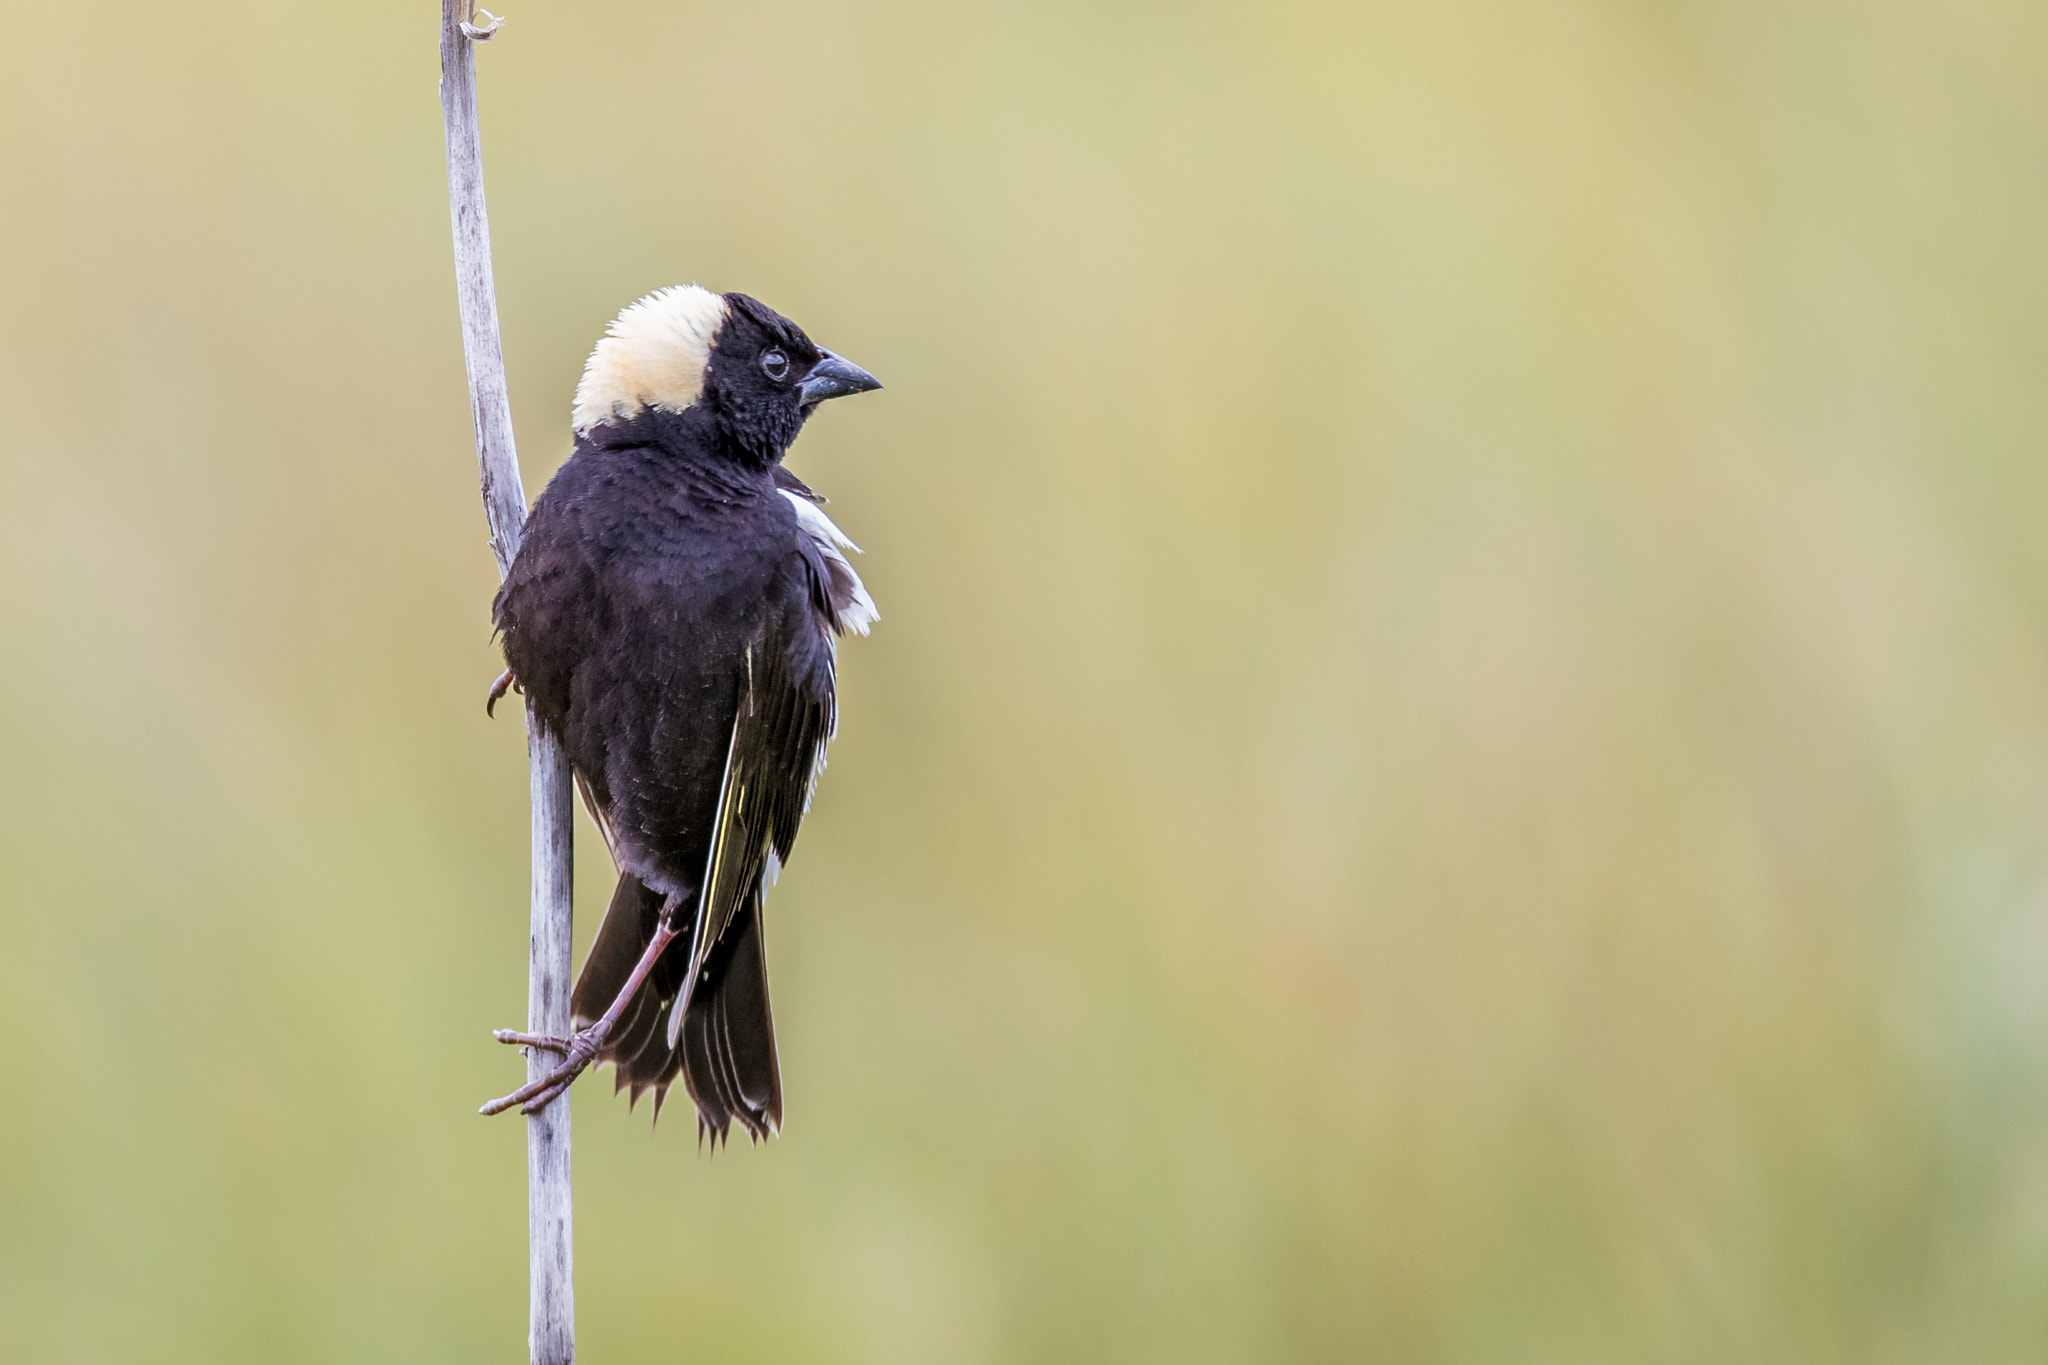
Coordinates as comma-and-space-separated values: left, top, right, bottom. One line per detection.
479, 285, 881, 1142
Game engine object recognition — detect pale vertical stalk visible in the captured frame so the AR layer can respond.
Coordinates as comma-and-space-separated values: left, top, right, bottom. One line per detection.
437, 4, 575, 1363
526, 722, 575, 1365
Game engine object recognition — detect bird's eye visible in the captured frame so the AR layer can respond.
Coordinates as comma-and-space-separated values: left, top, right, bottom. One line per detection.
760, 348, 790, 380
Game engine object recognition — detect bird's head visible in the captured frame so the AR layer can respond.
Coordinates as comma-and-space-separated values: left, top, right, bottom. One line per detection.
570, 285, 881, 463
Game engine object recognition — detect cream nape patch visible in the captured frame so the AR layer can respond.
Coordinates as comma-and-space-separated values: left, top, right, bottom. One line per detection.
570, 285, 731, 435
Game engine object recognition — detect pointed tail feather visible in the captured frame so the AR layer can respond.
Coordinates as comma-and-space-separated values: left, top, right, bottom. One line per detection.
575, 873, 781, 1139
679, 898, 782, 1142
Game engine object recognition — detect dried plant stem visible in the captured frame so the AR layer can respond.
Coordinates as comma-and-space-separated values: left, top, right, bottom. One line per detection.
437, 4, 575, 1362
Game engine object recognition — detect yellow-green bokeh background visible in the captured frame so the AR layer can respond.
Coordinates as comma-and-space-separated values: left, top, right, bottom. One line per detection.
4, 1, 2047, 1359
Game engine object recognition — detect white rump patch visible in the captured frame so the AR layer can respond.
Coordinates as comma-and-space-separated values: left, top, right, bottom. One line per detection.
571, 285, 730, 434
781, 490, 880, 637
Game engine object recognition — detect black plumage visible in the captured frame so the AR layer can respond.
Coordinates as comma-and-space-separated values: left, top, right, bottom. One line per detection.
482, 288, 880, 1141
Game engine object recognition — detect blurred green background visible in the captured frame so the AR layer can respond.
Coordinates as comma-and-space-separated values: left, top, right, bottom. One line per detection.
3, 0, 2047, 1359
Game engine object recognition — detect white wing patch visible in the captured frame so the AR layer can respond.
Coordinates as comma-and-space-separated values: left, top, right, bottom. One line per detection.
781, 489, 880, 636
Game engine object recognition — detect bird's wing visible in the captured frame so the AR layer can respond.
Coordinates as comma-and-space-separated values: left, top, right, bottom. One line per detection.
781, 488, 878, 637
666, 634, 834, 1047
574, 770, 617, 856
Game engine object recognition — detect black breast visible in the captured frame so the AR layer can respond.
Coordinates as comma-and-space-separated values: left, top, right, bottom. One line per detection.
493, 408, 833, 894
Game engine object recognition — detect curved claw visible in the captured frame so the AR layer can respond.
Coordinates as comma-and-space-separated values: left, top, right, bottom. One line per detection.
486, 668, 517, 718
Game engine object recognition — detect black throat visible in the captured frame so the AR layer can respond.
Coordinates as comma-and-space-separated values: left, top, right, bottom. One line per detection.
593, 403, 790, 482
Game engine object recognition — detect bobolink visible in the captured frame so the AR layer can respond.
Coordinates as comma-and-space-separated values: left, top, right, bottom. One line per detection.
480, 286, 880, 1142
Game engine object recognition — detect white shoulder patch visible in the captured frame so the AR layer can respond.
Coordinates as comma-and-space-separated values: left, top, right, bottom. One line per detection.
781, 489, 879, 636
571, 285, 730, 435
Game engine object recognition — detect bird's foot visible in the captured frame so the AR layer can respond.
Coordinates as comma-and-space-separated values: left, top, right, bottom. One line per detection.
485, 668, 519, 718
480, 1021, 609, 1116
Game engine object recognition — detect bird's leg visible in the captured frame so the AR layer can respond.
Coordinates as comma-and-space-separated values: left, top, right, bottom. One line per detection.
485, 668, 518, 718
480, 900, 685, 1117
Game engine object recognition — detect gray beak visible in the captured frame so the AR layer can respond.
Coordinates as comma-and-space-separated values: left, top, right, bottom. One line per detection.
797, 351, 883, 406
